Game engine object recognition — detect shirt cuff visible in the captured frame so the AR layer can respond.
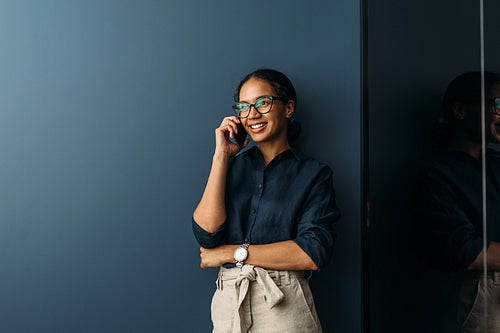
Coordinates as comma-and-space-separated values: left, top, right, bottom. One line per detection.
293, 230, 335, 270
192, 218, 226, 249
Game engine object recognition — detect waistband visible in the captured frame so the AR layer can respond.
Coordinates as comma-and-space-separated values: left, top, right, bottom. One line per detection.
217, 266, 307, 288
460, 270, 500, 285
216, 265, 307, 333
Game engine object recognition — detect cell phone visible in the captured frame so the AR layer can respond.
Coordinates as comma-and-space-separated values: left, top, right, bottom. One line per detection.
234, 122, 247, 149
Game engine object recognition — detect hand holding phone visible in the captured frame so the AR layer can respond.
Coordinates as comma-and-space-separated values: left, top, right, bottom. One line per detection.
215, 116, 247, 157
234, 122, 247, 149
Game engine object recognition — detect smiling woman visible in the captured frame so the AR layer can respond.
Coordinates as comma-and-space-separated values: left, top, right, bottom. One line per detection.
192, 69, 341, 332
231, 69, 301, 156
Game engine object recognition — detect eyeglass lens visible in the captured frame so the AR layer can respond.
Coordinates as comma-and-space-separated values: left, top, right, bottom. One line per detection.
234, 96, 273, 118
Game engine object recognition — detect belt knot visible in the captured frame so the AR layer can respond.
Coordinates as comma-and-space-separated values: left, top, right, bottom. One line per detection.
235, 264, 257, 283
230, 265, 285, 333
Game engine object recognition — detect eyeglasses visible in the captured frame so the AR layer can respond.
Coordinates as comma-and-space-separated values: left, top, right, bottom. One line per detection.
492, 98, 500, 116
232, 96, 288, 118
464, 98, 500, 116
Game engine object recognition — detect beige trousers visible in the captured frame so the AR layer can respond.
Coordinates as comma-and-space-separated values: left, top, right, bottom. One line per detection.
211, 265, 322, 333
457, 271, 500, 332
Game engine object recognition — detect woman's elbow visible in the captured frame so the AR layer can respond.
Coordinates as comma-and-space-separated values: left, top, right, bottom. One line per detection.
308, 260, 319, 271
299, 252, 320, 270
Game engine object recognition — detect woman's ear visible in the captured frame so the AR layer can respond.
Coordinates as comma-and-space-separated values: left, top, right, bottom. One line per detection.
285, 100, 295, 119
453, 102, 466, 120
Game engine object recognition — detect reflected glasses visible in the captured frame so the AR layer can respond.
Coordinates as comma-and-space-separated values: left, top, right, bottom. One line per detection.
493, 98, 500, 116
466, 98, 500, 116
232, 96, 288, 118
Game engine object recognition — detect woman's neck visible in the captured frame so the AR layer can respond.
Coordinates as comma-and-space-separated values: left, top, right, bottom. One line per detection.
448, 135, 481, 159
258, 139, 291, 167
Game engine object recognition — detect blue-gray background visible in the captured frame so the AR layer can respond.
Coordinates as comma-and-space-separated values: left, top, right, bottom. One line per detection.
0, 1, 360, 332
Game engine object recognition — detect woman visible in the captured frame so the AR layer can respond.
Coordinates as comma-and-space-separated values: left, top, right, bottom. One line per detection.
415, 71, 500, 332
192, 69, 340, 333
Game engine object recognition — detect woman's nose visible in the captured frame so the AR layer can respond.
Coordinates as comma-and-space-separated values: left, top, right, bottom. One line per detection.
248, 105, 261, 118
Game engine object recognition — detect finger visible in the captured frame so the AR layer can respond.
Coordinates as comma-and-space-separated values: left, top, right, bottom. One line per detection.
226, 119, 238, 134
215, 126, 231, 142
221, 116, 239, 127
242, 138, 250, 148
226, 124, 235, 139
217, 120, 234, 134
220, 117, 231, 127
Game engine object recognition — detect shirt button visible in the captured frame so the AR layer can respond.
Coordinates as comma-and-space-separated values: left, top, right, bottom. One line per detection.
257, 184, 262, 188
252, 209, 256, 213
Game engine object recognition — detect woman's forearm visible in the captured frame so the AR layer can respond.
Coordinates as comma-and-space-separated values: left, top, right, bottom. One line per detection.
193, 152, 230, 233
468, 241, 500, 270
200, 240, 318, 270
246, 241, 318, 270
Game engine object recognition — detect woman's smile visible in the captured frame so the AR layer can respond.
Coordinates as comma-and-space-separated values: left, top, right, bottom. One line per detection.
248, 121, 268, 132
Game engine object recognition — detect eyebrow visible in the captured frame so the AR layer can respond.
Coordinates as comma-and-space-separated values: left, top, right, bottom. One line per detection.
238, 95, 270, 104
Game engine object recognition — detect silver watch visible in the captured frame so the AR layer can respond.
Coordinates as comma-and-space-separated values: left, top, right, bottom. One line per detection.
234, 243, 249, 268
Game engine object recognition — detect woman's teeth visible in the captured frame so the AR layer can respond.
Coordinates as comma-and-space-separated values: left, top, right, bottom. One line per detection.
250, 123, 265, 129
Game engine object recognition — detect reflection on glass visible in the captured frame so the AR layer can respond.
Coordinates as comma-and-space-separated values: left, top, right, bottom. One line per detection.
414, 72, 500, 332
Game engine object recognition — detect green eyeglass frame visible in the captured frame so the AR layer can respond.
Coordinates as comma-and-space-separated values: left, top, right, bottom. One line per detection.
232, 95, 288, 118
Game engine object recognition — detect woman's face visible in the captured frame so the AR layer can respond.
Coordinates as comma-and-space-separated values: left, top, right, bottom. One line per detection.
485, 82, 500, 144
238, 77, 294, 145
459, 82, 500, 144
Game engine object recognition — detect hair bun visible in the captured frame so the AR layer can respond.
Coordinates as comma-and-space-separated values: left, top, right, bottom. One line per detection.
287, 118, 301, 145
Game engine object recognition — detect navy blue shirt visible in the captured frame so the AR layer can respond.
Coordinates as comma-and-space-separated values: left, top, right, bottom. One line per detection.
414, 148, 500, 271
192, 146, 340, 269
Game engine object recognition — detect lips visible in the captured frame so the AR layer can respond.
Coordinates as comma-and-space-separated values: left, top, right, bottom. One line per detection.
249, 122, 267, 133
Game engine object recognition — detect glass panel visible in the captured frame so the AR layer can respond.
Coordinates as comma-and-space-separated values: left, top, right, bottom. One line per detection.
483, 0, 500, 329
364, 0, 489, 331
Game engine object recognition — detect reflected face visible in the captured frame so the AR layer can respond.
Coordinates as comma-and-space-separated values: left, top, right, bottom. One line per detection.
238, 77, 293, 145
486, 82, 500, 144
461, 82, 500, 144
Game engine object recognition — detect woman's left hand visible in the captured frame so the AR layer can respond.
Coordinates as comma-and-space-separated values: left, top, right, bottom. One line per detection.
200, 245, 236, 268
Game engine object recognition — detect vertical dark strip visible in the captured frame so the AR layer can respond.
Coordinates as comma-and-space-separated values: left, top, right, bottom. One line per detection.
360, 0, 370, 331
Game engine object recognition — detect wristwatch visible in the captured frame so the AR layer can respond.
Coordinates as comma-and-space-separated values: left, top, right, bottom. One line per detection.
234, 243, 249, 268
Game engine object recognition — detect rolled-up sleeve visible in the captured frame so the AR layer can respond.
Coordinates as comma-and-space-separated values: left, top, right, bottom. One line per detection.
293, 166, 341, 269
192, 218, 227, 249
414, 167, 485, 272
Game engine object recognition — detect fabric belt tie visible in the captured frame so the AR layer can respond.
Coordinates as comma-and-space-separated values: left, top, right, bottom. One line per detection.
220, 265, 285, 333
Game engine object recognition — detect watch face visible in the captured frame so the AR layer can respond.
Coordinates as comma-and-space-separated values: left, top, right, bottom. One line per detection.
234, 247, 248, 261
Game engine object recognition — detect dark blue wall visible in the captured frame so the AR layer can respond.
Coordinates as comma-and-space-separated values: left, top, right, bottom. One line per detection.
0, 1, 360, 332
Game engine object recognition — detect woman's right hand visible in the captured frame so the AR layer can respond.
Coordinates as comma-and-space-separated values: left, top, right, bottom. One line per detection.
214, 116, 248, 159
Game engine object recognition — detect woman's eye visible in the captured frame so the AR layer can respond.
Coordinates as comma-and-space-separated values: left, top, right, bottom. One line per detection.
256, 99, 269, 107
238, 104, 249, 111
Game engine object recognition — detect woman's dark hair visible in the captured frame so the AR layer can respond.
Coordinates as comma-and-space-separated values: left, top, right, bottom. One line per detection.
234, 69, 301, 145
442, 71, 500, 123
432, 71, 500, 148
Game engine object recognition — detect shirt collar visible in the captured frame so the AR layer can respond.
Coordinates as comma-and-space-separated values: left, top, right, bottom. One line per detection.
240, 145, 302, 162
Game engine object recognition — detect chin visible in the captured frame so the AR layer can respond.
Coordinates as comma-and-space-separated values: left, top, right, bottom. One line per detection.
250, 133, 272, 144
487, 135, 500, 145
